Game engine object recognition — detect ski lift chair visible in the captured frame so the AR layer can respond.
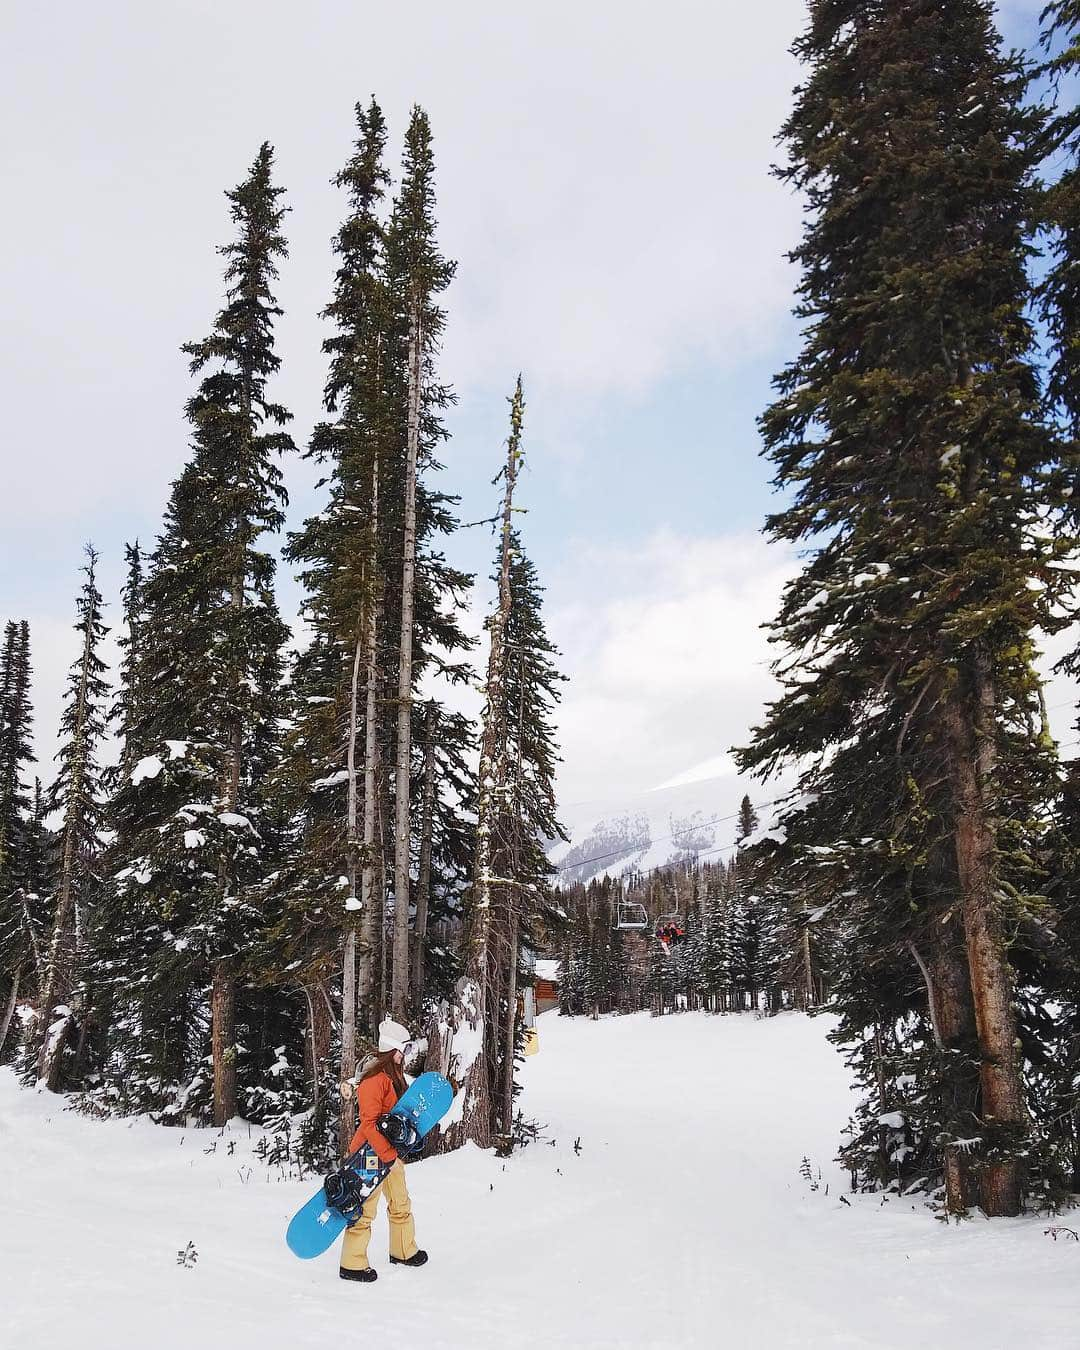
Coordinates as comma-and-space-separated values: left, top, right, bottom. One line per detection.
613, 901, 649, 931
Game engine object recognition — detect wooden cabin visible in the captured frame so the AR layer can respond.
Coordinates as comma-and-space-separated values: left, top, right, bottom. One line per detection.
533, 958, 560, 1013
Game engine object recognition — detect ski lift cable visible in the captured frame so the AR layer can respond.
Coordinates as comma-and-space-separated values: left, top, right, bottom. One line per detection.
554, 799, 788, 875
556, 759, 926, 877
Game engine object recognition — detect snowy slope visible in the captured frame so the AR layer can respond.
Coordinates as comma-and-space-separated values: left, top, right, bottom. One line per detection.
2, 1014, 1076, 1350
550, 758, 786, 884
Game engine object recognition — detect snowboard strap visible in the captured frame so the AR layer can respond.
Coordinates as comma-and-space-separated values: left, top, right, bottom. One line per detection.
323, 1166, 377, 1224
376, 1111, 422, 1156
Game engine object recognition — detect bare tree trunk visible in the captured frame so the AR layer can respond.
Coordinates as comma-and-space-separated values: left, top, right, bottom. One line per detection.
213, 571, 245, 1124
208, 344, 261, 1128
71, 1006, 94, 1086
0, 966, 20, 1058
358, 514, 382, 1041
801, 921, 814, 1011
912, 926, 981, 1214
442, 975, 491, 1151
18, 888, 44, 994
37, 818, 79, 1087
944, 654, 1030, 1216
391, 298, 424, 1019
412, 705, 437, 1005
502, 908, 521, 1135
211, 956, 237, 1126
423, 999, 453, 1079
499, 655, 529, 1131
340, 630, 365, 1153
934, 938, 982, 1214
378, 767, 391, 1030
304, 982, 331, 1105
339, 931, 357, 1152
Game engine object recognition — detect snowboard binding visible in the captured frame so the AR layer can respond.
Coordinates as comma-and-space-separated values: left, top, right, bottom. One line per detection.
321, 1115, 422, 1221
289, 1072, 453, 1259
376, 1111, 422, 1156
322, 1167, 370, 1224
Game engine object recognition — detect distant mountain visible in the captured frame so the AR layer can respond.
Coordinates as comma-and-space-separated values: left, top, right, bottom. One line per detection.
549, 757, 771, 885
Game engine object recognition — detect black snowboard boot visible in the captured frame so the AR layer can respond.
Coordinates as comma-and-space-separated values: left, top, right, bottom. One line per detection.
390, 1250, 428, 1268
339, 1266, 378, 1283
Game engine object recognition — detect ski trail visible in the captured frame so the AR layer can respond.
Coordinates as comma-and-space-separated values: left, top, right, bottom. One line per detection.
503, 1011, 1075, 1349
0, 1013, 1074, 1349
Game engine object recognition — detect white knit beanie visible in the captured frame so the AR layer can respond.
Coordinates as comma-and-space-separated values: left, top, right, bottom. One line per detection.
378, 1018, 413, 1055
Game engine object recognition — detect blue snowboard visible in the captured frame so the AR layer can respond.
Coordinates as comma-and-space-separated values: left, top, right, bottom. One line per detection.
286, 1071, 453, 1260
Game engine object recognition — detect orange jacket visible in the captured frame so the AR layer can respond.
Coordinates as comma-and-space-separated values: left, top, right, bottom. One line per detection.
348, 1070, 401, 1162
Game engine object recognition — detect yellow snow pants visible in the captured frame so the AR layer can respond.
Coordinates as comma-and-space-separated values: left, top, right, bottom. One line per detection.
340, 1159, 418, 1271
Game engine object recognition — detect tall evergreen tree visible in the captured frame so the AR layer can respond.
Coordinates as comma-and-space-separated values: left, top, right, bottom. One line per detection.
452, 382, 524, 1148
102, 144, 293, 1124
37, 547, 110, 1090
697, 864, 731, 1012
1032, 5, 1080, 1195
385, 106, 459, 1020
444, 384, 566, 1146
490, 526, 567, 1130
737, 0, 1069, 1215
0, 622, 39, 1056
1041, 1, 1080, 436
113, 542, 147, 781
0, 622, 34, 897
727, 889, 783, 1013
278, 98, 394, 1150
276, 102, 472, 1153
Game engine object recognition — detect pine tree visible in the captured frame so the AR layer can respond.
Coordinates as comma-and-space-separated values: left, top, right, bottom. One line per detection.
385, 106, 458, 1021
1041, 2, 1080, 435
491, 525, 566, 1126
114, 543, 147, 780
444, 382, 566, 1145
102, 144, 294, 1124
453, 382, 524, 1148
0, 622, 34, 896
737, 794, 759, 845
558, 893, 591, 1016
1032, 4, 1080, 1198
697, 864, 731, 1012
90, 544, 150, 1069
0, 622, 39, 1055
278, 98, 394, 1150
37, 546, 110, 1090
737, 1, 1068, 1215
276, 103, 473, 1152
727, 889, 783, 1014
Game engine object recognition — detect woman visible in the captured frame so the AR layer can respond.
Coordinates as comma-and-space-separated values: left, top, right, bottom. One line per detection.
339, 1019, 429, 1284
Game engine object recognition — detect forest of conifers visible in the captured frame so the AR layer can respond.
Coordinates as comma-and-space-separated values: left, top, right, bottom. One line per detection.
2, 1, 1079, 1225
0, 101, 566, 1165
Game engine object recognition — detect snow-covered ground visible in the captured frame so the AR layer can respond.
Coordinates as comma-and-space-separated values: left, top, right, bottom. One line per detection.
2, 1012, 1076, 1349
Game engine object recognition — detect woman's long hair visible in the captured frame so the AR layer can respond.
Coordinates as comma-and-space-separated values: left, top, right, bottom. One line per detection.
359, 1049, 408, 1099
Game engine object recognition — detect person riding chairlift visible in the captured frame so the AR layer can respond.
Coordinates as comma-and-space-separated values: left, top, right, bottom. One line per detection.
656, 920, 686, 950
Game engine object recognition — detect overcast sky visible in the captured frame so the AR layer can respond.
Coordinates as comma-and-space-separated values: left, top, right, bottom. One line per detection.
1, 0, 1062, 808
